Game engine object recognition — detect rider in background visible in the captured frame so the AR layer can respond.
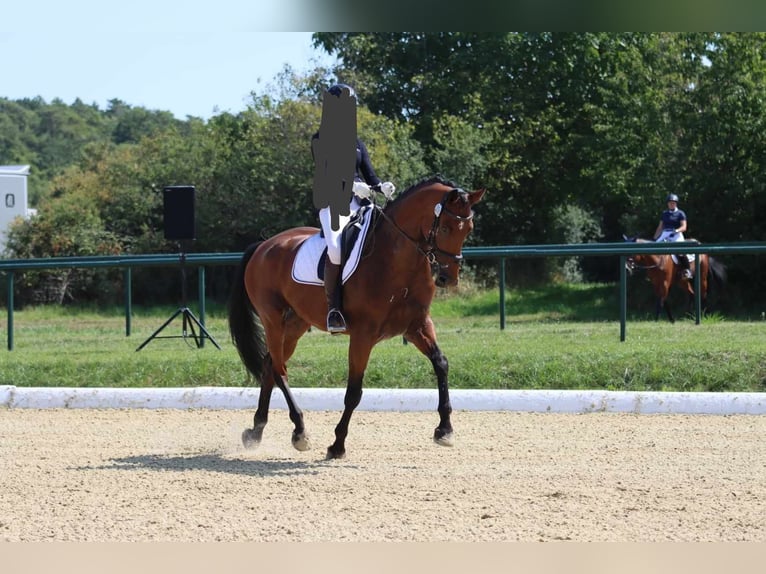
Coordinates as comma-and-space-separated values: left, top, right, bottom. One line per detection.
653, 193, 692, 279
311, 83, 395, 333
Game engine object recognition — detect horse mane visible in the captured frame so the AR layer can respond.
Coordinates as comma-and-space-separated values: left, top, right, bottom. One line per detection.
389, 175, 463, 205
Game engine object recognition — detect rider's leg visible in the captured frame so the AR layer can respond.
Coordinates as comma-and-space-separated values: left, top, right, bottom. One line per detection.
323, 258, 346, 333
319, 207, 349, 333
674, 234, 692, 279
678, 255, 692, 279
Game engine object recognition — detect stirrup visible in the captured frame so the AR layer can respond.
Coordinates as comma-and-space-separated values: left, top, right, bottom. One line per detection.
326, 308, 347, 333
683, 269, 693, 280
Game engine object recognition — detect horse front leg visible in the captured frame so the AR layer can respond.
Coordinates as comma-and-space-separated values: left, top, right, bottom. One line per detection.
654, 283, 674, 323
405, 316, 454, 447
327, 334, 373, 460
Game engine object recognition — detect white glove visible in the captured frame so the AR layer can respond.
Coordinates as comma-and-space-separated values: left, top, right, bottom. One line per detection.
379, 181, 396, 199
352, 180, 372, 199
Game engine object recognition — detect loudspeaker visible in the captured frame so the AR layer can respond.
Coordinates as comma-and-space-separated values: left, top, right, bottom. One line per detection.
163, 185, 196, 240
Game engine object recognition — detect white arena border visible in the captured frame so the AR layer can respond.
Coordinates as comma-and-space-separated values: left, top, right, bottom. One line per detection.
1, 386, 765, 415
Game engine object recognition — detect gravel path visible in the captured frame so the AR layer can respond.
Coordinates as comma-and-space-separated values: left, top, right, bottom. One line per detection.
1, 408, 764, 541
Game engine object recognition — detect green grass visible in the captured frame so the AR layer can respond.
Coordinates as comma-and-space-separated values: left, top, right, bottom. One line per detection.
1, 284, 765, 393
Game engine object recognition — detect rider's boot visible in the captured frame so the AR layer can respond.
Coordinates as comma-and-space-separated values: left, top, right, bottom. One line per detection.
324, 260, 347, 333
679, 255, 693, 280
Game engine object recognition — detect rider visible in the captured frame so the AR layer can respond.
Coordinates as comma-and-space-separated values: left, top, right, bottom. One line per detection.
311, 83, 396, 333
653, 193, 692, 279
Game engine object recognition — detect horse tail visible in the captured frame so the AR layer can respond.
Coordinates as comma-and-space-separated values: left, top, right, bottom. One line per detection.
708, 256, 727, 291
228, 242, 267, 384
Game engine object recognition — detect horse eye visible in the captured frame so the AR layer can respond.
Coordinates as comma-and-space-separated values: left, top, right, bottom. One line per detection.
440, 225, 450, 234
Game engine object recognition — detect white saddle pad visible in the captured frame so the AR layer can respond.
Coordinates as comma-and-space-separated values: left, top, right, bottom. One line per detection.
291, 207, 375, 286
670, 254, 693, 264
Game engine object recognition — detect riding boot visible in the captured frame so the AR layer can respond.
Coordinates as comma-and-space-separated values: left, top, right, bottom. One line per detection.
679, 255, 693, 280
324, 260, 347, 333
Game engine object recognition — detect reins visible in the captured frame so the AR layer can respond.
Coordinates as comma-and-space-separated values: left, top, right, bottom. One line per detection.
628, 253, 667, 271
377, 190, 473, 266
630, 260, 660, 271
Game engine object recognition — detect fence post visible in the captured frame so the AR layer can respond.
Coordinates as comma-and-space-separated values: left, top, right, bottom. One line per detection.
124, 267, 132, 337
6, 271, 14, 351
694, 253, 701, 324
198, 266, 206, 348
619, 256, 627, 342
499, 258, 506, 330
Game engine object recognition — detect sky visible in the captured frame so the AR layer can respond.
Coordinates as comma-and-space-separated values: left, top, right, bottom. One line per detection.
2, 1, 337, 120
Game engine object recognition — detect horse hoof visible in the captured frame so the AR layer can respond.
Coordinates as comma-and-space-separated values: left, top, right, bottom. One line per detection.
433, 430, 454, 447
292, 432, 311, 451
326, 445, 346, 460
241, 428, 261, 449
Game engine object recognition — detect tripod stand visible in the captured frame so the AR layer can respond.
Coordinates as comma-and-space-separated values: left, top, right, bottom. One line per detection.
136, 244, 221, 351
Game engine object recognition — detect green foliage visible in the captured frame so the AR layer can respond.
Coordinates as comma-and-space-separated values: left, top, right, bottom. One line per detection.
550, 204, 603, 282
2, 33, 766, 306
429, 113, 491, 188
5, 194, 123, 303
314, 32, 765, 300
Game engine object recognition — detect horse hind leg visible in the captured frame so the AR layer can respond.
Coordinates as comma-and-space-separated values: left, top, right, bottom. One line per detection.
271, 315, 312, 451
242, 368, 310, 452
275, 372, 311, 451
242, 313, 311, 452
242, 359, 274, 449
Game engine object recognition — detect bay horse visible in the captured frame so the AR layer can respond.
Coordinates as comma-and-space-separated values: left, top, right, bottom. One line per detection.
228, 176, 485, 459
624, 237, 726, 322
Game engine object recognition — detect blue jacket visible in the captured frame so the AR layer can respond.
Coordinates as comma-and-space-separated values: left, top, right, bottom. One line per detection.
354, 139, 381, 188
661, 208, 687, 230
311, 134, 381, 192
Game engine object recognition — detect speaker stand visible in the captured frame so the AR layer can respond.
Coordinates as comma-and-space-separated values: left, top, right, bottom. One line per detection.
136, 247, 221, 351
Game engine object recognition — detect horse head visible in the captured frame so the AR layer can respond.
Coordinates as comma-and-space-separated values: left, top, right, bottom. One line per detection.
623, 235, 661, 273
623, 234, 639, 274
386, 177, 485, 288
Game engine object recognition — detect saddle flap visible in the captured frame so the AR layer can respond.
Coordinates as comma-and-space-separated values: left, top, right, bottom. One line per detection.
292, 206, 376, 286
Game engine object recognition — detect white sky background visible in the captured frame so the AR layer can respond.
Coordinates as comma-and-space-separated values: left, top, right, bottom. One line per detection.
1, 1, 336, 119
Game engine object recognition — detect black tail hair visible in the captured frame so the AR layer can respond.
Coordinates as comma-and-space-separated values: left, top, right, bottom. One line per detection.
227, 242, 267, 384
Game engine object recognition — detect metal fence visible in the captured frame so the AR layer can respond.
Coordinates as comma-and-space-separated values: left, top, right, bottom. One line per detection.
2, 241, 765, 350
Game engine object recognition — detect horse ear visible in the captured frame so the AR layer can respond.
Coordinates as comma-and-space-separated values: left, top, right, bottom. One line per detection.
446, 188, 462, 203
469, 188, 486, 205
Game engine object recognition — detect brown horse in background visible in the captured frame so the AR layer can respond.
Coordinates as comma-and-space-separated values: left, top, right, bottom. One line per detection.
625, 237, 727, 323
228, 176, 485, 459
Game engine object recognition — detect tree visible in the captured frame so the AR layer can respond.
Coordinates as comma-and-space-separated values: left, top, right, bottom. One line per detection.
5, 193, 122, 304
678, 33, 766, 298
313, 33, 722, 284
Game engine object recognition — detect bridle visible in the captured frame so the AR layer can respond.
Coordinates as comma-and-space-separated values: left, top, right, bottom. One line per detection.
626, 254, 661, 271
379, 190, 473, 268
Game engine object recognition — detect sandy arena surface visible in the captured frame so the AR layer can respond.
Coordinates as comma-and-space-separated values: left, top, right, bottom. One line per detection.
0, 408, 764, 542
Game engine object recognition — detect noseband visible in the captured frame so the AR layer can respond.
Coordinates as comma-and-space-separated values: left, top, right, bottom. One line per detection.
425, 194, 473, 266
626, 255, 660, 271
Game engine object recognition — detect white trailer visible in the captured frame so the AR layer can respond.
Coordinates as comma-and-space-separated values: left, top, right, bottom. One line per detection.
0, 165, 34, 254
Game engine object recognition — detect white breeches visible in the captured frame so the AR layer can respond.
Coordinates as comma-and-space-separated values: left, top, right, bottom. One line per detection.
657, 229, 684, 243
656, 230, 692, 262
319, 197, 363, 264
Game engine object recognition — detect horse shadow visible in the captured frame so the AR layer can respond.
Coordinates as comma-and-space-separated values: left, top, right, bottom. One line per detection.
75, 452, 358, 477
